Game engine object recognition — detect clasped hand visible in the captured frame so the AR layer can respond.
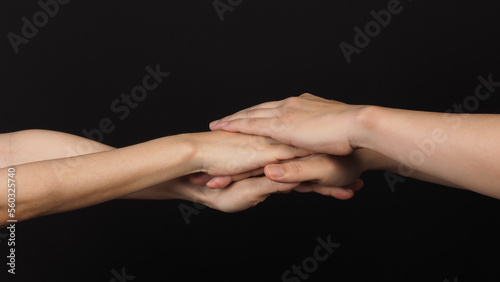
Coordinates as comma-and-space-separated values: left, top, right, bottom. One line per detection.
168, 94, 367, 212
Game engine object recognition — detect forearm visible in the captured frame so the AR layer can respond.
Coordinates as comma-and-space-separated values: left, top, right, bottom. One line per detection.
2, 130, 192, 201
0, 128, 314, 224
354, 149, 462, 189
354, 106, 500, 197
2, 129, 114, 167
0, 134, 195, 225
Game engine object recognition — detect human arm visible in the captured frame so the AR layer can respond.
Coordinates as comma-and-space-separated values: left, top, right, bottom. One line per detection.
207, 148, 457, 200
0, 129, 310, 226
210, 93, 500, 198
127, 174, 300, 213
264, 149, 460, 192
355, 106, 499, 195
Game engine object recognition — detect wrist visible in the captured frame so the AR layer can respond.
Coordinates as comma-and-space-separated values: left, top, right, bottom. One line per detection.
155, 133, 198, 177
348, 105, 382, 150
181, 132, 207, 174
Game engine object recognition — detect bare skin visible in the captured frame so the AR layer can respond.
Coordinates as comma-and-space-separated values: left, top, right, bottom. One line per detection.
210, 93, 500, 199
0, 129, 314, 226
0, 129, 361, 227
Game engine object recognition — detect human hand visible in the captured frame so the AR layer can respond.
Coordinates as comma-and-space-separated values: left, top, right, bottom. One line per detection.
126, 148, 388, 202
123, 171, 362, 210
122, 173, 298, 212
189, 174, 300, 213
265, 153, 363, 186
266, 153, 365, 200
188, 130, 311, 177
187, 173, 361, 212
209, 93, 368, 155
208, 152, 366, 200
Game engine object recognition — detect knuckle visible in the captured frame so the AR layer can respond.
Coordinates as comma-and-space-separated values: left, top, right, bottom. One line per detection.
283, 96, 298, 107
272, 181, 287, 193
318, 155, 338, 173
288, 144, 300, 152
286, 161, 303, 176
273, 107, 285, 116
285, 96, 299, 104
225, 160, 240, 172
258, 125, 273, 137
244, 109, 256, 118
247, 118, 258, 127
270, 118, 286, 133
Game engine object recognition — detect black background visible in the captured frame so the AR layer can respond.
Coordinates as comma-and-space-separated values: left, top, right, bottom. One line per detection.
1, 0, 500, 281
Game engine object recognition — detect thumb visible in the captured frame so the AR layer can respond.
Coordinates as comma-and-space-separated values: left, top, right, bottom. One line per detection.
264, 154, 360, 186
264, 159, 314, 183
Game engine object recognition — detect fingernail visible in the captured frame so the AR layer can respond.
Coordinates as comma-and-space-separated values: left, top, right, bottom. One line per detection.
267, 165, 285, 178
209, 120, 219, 128
206, 178, 216, 188
218, 121, 229, 127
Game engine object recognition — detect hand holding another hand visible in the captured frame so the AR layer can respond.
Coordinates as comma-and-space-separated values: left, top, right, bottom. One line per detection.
205, 93, 372, 200
265, 153, 365, 200
208, 152, 368, 200
210, 93, 368, 156
133, 149, 367, 212
188, 130, 311, 176
127, 173, 299, 212
146, 94, 374, 211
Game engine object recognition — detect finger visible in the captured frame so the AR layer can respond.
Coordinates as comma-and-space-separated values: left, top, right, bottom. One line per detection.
216, 118, 275, 137
344, 179, 364, 192
293, 183, 352, 200
211, 109, 279, 130
251, 144, 312, 169
272, 144, 312, 161
294, 179, 364, 200
299, 93, 346, 105
231, 108, 283, 121
299, 93, 324, 101
206, 168, 265, 189
206, 176, 232, 189
294, 185, 354, 200
209, 101, 283, 130
221, 176, 299, 211
264, 155, 334, 183
189, 173, 215, 186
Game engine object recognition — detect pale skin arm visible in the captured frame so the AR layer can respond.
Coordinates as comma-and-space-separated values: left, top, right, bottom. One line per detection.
0, 129, 313, 226
263, 149, 460, 190
210, 93, 500, 198
0, 129, 181, 200
209, 148, 455, 198
1, 130, 273, 200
